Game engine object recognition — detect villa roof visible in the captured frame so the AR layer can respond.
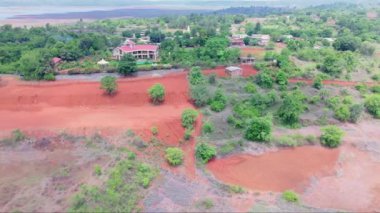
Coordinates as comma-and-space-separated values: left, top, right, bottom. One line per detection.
226, 66, 242, 72
51, 57, 62, 64
118, 44, 158, 53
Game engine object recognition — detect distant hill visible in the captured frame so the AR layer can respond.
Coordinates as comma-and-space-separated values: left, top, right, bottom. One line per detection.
9, 8, 209, 20
212, 6, 292, 17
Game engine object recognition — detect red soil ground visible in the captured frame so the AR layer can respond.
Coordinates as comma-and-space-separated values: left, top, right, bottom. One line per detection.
240, 47, 266, 58
0, 72, 203, 178
0, 74, 190, 141
207, 146, 339, 192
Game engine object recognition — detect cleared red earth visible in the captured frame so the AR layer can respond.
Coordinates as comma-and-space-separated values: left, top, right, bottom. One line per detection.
207, 146, 339, 192
0, 74, 191, 144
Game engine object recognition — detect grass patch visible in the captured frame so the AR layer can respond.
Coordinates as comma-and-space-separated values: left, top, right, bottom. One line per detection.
69, 158, 157, 212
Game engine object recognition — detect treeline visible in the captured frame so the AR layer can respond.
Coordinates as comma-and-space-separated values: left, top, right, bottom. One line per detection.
0, 24, 120, 80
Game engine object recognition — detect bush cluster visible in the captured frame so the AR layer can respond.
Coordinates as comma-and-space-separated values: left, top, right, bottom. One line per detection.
195, 142, 216, 163
165, 147, 184, 166
181, 109, 199, 129
320, 125, 344, 148
210, 89, 227, 112
148, 83, 165, 105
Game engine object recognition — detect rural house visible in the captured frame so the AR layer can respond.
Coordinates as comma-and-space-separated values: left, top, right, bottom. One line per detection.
250, 34, 271, 46
113, 39, 159, 61
225, 66, 242, 78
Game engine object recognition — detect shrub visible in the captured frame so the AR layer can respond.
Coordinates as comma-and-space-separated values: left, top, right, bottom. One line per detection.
189, 66, 205, 85
245, 117, 272, 142
365, 94, 380, 118
282, 190, 300, 203
349, 104, 364, 123
181, 109, 199, 129
210, 89, 227, 112
148, 83, 165, 104
202, 121, 214, 134
190, 84, 211, 107
94, 165, 102, 176
219, 140, 242, 155
334, 104, 350, 122
278, 91, 306, 126
165, 147, 184, 166
208, 73, 217, 84
43, 72, 56, 81
371, 85, 380, 94
276, 70, 288, 86
151, 126, 158, 136
228, 185, 245, 194
320, 125, 344, 148
184, 129, 193, 141
197, 198, 214, 210
100, 76, 117, 95
256, 72, 273, 89
355, 84, 368, 94
359, 42, 375, 56
244, 82, 257, 93
313, 77, 323, 89
11, 129, 26, 142
195, 142, 216, 163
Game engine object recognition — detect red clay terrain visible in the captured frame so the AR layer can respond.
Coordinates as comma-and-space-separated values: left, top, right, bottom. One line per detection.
207, 146, 340, 192
0, 74, 190, 143
1, 66, 380, 212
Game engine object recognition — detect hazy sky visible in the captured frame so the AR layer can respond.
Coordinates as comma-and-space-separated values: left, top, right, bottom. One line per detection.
0, 0, 377, 7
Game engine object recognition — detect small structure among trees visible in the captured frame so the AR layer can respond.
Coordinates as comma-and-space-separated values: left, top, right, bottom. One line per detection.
225, 66, 243, 78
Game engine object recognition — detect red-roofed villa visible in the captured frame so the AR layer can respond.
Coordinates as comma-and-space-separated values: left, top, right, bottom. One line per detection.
113, 40, 159, 61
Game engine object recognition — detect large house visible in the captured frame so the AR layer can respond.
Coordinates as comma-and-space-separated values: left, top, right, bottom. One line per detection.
113, 40, 159, 61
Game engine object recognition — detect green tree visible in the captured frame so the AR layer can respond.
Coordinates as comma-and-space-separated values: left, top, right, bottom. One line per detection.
188, 66, 205, 85
256, 72, 273, 89
334, 104, 350, 122
210, 89, 227, 112
320, 125, 344, 148
100, 76, 117, 95
320, 52, 344, 76
202, 121, 214, 134
254, 22, 262, 34
349, 104, 364, 123
333, 36, 361, 52
148, 83, 165, 105
190, 84, 210, 107
313, 76, 323, 90
278, 91, 306, 126
359, 42, 376, 56
276, 70, 288, 86
195, 142, 216, 163
365, 94, 380, 118
165, 147, 184, 166
245, 117, 272, 142
243, 37, 250, 46
181, 109, 199, 129
118, 54, 137, 76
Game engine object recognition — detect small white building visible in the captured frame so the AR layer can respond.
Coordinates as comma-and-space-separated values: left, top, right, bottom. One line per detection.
250, 34, 271, 46
225, 66, 243, 78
